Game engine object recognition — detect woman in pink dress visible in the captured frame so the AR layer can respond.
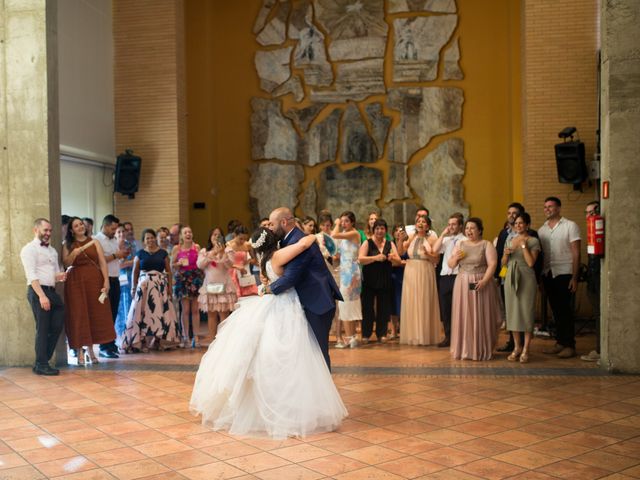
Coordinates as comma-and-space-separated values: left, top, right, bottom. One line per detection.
225, 225, 258, 297
448, 217, 503, 361
171, 226, 204, 348
197, 228, 237, 341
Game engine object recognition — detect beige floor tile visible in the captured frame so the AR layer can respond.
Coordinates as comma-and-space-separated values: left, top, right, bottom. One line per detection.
225, 451, 291, 474
154, 449, 217, 470
85, 447, 147, 467
104, 459, 170, 480
300, 454, 368, 476
417, 446, 483, 468
342, 445, 406, 465
377, 456, 446, 477
455, 458, 527, 480
33, 456, 97, 478
254, 464, 324, 480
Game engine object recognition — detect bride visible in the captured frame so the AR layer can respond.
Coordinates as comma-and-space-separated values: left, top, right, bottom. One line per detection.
190, 227, 348, 439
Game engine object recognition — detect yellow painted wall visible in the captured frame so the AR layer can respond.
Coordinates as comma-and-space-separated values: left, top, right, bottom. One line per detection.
185, 0, 522, 243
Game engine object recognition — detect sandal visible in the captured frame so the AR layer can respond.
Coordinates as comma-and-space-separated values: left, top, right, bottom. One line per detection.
507, 349, 522, 361
520, 350, 529, 363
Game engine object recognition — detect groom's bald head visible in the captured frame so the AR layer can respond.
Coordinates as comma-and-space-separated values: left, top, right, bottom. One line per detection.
269, 207, 295, 240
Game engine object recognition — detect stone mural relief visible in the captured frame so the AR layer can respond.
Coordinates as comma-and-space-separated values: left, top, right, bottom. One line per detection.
388, 0, 456, 13
251, 97, 298, 161
315, 0, 387, 61
393, 15, 458, 82
310, 58, 385, 103
443, 36, 464, 80
250, 162, 304, 222
387, 87, 464, 164
249, 1, 468, 225
341, 103, 377, 164
317, 166, 383, 225
301, 108, 342, 166
255, 47, 293, 93
409, 138, 469, 229
256, 1, 289, 46
364, 102, 392, 158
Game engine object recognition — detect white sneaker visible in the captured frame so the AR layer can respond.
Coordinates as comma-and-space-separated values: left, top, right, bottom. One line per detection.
349, 336, 358, 349
580, 350, 600, 362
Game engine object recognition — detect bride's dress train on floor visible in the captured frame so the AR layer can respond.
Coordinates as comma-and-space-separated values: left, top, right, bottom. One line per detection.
190, 262, 347, 439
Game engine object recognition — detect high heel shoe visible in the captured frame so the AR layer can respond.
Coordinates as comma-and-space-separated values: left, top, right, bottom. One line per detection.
507, 349, 522, 361
77, 349, 85, 366
519, 350, 529, 363
86, 348, 99, 364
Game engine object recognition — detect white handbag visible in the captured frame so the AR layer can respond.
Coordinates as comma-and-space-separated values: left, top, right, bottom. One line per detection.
238, 272, 257, 288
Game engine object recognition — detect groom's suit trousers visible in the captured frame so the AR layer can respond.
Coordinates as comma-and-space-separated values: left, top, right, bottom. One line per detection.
305, 306, 335, 371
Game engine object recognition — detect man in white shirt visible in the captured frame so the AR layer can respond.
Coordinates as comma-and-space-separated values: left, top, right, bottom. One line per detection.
538, 196, 581, 358
20, 218, 67, 375
436, 212, 466, 347
94, 214, 128, 358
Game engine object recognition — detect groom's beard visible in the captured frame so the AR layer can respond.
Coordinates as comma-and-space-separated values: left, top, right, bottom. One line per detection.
273, 226, 286, 242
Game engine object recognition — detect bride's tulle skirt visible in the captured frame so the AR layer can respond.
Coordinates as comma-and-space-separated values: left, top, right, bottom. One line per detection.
190, 291, 348, 439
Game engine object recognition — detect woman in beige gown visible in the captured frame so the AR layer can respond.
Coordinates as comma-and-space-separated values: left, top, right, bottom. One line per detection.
449, 217, 503, 360
400, 215, 441, 346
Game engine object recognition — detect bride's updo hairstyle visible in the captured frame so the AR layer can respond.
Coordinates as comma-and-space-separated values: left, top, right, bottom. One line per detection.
250, 227, 278, 278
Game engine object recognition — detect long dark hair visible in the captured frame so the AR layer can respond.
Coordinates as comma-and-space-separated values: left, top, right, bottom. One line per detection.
250, 227, 278, 278
205, 227, 224, 251
64, 216, 85, 246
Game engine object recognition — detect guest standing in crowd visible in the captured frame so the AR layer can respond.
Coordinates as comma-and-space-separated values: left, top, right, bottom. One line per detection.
502, 212, 541, 363
168, 223, 181, 253
433, 213, 466, 348
226, 225, 258, 298
448, 217, 503, 360
316, 211, 337, 269
332, 211, 362, 348
400, 215, 441, 346
115, 224, 134, 337
122, 228, 179, 352
20, 218, 67, 375
94, 215, 127, 359
62, 217, 115, 364
156, 226, 171, 251
358, 219, 399, 343
172, 225, 204, 348
197, 228, 237, 341
302, 216, 317, 235
539, 196, 581, 359
389, 224, 408, 339
82, 217, 94, 237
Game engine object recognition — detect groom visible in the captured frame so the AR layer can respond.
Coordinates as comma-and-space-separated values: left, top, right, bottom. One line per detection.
266, 207, 342, 369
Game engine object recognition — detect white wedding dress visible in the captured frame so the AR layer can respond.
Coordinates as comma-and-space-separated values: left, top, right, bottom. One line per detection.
190, 261, 348, 439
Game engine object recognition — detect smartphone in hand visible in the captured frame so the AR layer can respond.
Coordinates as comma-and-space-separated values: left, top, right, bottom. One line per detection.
468, 282, 478, 291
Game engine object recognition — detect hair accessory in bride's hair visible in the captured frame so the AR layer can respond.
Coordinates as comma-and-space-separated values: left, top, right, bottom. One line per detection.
250, 229, 268, 249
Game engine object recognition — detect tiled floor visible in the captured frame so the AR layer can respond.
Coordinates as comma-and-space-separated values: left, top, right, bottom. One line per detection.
1, 332, 639, 480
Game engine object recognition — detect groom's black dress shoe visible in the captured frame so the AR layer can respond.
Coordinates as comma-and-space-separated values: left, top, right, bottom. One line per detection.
33, 365, 59, 376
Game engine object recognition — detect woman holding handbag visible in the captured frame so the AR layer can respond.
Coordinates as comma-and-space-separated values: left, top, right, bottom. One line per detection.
63, 217, 115, 364
225, 225, 258, 298
198, 228, 237, 342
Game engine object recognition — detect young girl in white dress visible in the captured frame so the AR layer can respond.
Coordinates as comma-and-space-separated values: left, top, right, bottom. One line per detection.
190, 227, 348, 439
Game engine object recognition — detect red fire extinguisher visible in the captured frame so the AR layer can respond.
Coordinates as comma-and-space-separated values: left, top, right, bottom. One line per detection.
587, 214, 605, 256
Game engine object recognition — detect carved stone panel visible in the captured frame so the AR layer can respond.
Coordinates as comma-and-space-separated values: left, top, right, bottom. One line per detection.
409, 138, 468, 229
387, 87, 464, 163
310, 58, 385, 103
381, 202, 419, 228
293, 19, 333, 86
393, 15, 458, 82
289, 0, 312, 39
315, 0, 387, 61
388, 0, 457, 13
253, 0, 278, 34
364, 102, 391, 157
251, 97, 298, 161
273, 75, 304, 102
256, 1, 289, 46
300, 180, 317, 218
384, 163, 411, 202
250, 162, 305, 222
443, 36, 464, 80
255, 47, 293, 92
285, 103, 327, 132
317, 165, 382, 226
301, 108, 342, 166
341, 103, 376, 164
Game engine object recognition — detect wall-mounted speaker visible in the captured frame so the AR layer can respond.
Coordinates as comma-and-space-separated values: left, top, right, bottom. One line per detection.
114, 150, 141, 198
554, 141, 587, 184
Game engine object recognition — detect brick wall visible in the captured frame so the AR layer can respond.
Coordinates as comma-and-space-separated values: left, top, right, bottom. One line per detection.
113, 0, 187, 233
522, 0, 599, 316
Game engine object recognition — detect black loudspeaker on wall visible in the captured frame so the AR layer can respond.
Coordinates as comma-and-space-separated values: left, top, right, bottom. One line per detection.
554, 141, 587, 184
114, 149, 142, 198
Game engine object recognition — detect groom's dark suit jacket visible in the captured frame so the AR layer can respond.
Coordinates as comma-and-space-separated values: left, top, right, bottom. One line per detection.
269, 227, 343, 312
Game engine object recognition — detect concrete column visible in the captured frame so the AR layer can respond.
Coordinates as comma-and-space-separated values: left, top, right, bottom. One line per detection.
0, 0, 60, 366
600, 0, 640, 373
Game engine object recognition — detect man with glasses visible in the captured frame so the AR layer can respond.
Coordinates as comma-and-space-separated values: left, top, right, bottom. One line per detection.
538, 196, 581, 359
581, 201, 601, 362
